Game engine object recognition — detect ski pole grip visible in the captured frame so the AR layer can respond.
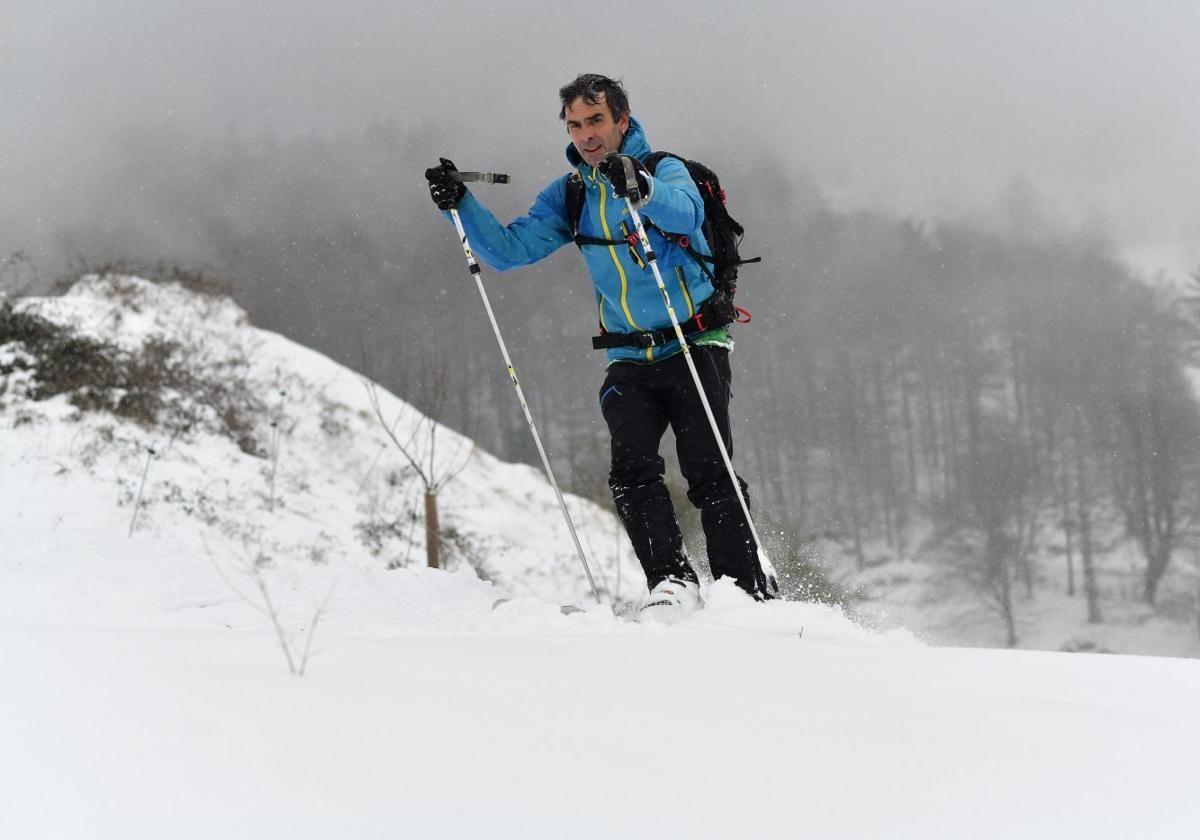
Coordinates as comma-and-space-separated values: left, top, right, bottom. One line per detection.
451, 171, 510, 185
620, 156, 644, 204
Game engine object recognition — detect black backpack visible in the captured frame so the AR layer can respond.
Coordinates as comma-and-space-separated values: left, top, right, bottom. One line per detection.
565, 151, 760, 350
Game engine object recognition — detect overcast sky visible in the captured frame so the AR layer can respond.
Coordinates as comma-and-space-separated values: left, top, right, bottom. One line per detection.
4, 0, 1198, 279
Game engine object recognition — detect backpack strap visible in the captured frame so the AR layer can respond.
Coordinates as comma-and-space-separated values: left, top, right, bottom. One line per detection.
591, 311, 717, 350
642, 150, 670, 177
566, 170, 639, 249
643, 221, 762, 271
565, 171, 585, 240
591, 298, 751, 350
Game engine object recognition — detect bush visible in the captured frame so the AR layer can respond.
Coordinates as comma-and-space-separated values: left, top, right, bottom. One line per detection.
0, 306, 120, 405
0, 300, 264, 452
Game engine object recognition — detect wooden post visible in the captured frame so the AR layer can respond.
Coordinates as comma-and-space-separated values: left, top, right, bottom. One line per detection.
425, 491, 440, 569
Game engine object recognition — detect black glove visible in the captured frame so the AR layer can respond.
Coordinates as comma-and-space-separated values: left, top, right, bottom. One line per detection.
598, 153, 651, 207
425, 157, 467, 211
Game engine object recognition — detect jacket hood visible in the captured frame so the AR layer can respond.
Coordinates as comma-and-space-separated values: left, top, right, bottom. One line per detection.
564, 116, 651, 168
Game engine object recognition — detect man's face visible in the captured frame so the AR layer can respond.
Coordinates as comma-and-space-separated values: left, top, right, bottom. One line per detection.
564, 95, 630, 167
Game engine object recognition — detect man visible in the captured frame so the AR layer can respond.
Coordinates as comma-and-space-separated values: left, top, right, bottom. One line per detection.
426, 74, 775, 619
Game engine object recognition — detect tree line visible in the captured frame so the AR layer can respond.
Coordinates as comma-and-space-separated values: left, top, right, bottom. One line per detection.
739, 208, 1200, 644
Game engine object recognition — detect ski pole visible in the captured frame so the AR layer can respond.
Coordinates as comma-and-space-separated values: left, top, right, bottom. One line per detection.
446, 199, 602, 605
612, 158, 779, 597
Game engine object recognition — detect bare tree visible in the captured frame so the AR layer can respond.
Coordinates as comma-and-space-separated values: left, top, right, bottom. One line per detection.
1111, 285, 1200, 604
363, 365, 472, 569
941, 403, 1040, 647
207, 542, 333, 677
1069, 404, 1104, 623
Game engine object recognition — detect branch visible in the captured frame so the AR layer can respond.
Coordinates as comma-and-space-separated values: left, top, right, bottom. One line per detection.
363, 376, 430, 488
431, 436, 476, 493
298, 582, 336, 677
251, 560, 298, 675
203, 539, 269, 619
205, 539, 327, 677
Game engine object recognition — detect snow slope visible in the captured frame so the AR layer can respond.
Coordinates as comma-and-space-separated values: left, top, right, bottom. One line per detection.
3, 276, 1200, 838
1, 274, 639, 628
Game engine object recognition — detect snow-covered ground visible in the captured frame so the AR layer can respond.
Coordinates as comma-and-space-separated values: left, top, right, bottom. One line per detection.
6, 576, 1199, 840
4, 276, 1200, 838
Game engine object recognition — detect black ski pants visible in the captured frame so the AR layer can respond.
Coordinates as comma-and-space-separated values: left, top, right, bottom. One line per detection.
598, 346, 768, 598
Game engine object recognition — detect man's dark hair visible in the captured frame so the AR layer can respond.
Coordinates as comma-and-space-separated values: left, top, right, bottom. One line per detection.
558, 74, 630, 122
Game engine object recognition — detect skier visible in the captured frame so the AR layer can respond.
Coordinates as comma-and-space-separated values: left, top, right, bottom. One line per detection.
426, 73, 774, 620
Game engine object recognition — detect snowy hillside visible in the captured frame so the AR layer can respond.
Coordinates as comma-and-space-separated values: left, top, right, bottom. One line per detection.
4, 276, 1200, 839
0, 274, 640, 628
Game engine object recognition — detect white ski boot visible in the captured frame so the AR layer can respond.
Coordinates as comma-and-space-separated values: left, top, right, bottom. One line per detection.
637, 578, 703, 624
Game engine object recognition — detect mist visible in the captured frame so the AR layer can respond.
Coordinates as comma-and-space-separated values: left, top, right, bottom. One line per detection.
7, 0, 1200, 649
4, 0, 1199, 280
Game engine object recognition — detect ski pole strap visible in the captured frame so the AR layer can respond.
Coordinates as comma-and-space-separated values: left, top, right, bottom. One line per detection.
450, 171, 510, 184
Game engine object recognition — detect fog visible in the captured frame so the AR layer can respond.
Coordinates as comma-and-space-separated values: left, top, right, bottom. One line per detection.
4, 0, 1199, 280
7, 2, 1200, 639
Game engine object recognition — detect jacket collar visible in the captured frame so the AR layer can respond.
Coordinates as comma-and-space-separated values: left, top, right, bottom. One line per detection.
564, 116, 651, 170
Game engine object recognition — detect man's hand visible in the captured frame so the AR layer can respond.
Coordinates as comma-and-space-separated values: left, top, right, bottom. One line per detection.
598, 153, 651, 207
425, 157, 467, 211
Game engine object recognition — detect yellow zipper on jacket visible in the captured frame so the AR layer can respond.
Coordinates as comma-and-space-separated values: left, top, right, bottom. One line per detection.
643, 269, 692, 362
676, 267, 694, 318
593, 170, 643, 332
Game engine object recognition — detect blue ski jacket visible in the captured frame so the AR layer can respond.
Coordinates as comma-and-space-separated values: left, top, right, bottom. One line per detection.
444, 117, 724, 364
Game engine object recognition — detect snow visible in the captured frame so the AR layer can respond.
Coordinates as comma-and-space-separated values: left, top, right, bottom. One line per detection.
3, 276, 1200, 838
